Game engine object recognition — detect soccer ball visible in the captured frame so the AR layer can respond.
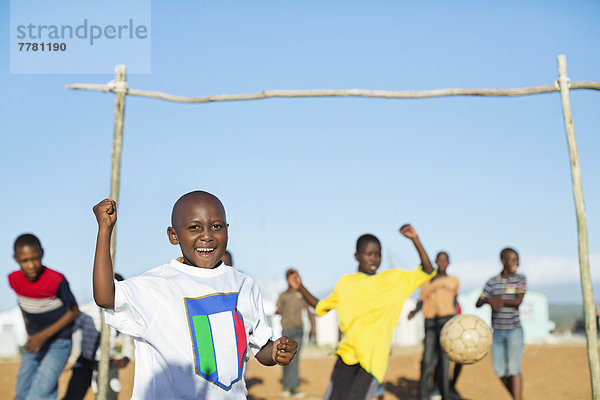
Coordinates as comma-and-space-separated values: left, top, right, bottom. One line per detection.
440, 314, 492, 364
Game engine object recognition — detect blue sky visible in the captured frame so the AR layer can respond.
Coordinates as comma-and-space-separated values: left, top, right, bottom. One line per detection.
1, 1, 599, 308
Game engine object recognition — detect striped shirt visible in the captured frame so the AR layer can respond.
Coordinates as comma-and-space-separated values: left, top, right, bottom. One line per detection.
482, 273, 526, 330
73, 312, 100, 360
8, 266, 78, 342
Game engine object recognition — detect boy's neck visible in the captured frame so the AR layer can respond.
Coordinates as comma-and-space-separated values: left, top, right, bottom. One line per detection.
357, 269, 377, 276
500, 268, 513, 278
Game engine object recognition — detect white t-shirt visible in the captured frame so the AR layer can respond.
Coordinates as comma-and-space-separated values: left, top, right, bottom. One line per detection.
105, 259, 274, 399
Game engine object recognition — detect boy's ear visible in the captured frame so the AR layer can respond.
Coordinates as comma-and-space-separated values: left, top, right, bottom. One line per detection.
354, 252, 360, 262
167, 227, 179, 245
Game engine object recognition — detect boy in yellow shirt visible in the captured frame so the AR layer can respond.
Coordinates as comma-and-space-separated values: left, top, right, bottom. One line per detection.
289, 224, 435, 400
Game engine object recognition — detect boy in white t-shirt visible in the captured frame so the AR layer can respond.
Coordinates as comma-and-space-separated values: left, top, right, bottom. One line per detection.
92, 191, 297, 399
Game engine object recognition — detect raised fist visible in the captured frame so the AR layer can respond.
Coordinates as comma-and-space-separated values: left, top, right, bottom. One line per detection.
93, 198, 117, 229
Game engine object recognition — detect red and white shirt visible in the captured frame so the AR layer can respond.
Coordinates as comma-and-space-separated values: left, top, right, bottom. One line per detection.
8, 266, 78, 342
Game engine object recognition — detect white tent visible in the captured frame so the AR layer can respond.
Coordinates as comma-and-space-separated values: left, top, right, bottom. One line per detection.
0, 306, 26, 357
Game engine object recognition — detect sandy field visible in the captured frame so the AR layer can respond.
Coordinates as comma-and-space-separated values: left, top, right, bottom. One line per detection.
0, 343, 593, 399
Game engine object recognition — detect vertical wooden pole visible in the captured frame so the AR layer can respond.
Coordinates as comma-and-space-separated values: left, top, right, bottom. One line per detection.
557, 54, 600, 399
97, 64, 127, 400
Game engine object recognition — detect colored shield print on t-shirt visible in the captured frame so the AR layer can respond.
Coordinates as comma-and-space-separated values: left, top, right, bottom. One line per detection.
184, 292, 248, 390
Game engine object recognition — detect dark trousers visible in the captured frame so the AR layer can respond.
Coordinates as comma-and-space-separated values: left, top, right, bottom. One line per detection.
62, 357, 120, 400
323, 357, 379, 400
62, 357, 95, 400
282, 326, 303, 390
419, 315, 454, 400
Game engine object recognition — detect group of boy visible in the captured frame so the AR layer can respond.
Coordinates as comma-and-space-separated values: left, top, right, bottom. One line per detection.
8, 190, 526, 400
407, 247, 526, 400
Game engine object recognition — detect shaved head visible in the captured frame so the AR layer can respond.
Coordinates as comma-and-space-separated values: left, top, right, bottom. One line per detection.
171, 191, 226, 227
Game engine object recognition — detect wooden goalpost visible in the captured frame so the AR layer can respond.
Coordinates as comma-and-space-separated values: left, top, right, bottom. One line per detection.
67, 54, 600, 400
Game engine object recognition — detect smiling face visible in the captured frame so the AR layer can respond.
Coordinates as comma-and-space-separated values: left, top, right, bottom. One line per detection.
14, 244, 45, 281
355, 240, 382, 275
167, 192, 228, 269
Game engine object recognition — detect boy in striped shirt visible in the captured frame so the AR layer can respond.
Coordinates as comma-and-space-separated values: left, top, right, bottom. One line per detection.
8, 233, 81, 400
92, 192, 297, 399
476, 247, 526, 400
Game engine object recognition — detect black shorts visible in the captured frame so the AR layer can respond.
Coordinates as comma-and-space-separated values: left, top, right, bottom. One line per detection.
323, 357, 379, 400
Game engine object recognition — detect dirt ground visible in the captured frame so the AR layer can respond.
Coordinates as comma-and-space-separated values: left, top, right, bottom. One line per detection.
0, 343, 593, 399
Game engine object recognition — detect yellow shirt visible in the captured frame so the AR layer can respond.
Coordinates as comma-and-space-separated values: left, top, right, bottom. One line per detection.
315, 266, 434, 382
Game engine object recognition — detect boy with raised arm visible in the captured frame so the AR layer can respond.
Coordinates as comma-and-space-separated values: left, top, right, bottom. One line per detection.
289, 224, 435, 400
92, 191, 297, 399
276, 268, 316, 398
408, 251, 460, 400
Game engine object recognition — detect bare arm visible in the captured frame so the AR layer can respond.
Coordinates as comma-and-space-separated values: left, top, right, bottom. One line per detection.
288, 270, 319, 308
475, 295, 486, 308
399, 224, 433, 273
306, 304, 316, 339
255, 336, 298, 366
501, 293, 525, 308
476, 294, 504, 312
93, 199, 118, 309
408, 300, 423, 320
24, 304, 80, 353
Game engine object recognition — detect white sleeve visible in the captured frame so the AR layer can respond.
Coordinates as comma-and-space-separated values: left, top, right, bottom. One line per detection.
104, 278, 149, 337
247, 281, 275, 356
